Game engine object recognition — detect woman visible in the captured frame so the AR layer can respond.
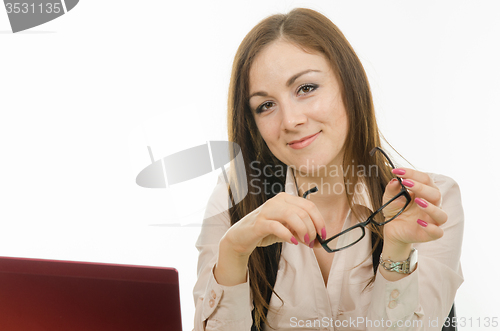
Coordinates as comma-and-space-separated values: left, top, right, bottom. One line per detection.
193, 8, 463, 331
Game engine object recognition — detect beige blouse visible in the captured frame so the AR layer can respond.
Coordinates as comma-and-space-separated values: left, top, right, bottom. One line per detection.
193, 166, 464, 330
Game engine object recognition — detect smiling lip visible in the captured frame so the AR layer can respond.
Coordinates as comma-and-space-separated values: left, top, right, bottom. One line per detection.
288, 131, 321, 149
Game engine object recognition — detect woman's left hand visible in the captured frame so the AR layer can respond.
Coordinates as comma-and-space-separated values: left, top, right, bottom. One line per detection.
381, 168, 448, 246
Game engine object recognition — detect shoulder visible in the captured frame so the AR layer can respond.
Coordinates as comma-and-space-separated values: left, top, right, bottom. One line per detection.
426, 172, 464, 228
427, 173, 460, 193
195, 169, 232, 248
415, 173, 464, 271
203, 168, 232, 221
427, 173, 462, 207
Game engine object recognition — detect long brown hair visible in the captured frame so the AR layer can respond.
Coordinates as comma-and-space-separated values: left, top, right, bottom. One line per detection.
226, 8, 394, 330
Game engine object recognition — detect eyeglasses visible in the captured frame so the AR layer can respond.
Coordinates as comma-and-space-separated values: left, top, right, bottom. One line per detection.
302, 147, 411, 253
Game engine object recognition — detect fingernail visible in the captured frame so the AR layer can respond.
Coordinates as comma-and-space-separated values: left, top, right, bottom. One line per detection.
309, 240, 315, 248
390, 178, 398, 184
291, 236, 298, 245
304, 233, 310, 245
392, 168, 406, 175
415, 198, 428, 208
402, 179, 414, 187
417, 219, 428, 227
321, 227, 327, 240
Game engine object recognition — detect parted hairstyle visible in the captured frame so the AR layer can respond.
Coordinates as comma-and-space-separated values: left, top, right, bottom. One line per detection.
226, 7, 395, 330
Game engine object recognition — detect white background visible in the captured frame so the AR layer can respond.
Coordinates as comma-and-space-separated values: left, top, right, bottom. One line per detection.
1, 1, 499, 330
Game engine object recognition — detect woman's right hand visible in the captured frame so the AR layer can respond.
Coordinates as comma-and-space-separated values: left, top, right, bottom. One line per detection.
221, 191, 327, 257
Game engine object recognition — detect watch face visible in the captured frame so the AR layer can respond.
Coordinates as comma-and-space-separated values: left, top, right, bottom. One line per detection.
409, 249, 418, 272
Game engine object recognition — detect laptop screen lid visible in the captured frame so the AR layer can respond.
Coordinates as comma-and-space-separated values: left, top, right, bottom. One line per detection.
0, 256, 182, 331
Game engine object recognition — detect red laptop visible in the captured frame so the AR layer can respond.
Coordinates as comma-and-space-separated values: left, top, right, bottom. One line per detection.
0, 256, 182, 331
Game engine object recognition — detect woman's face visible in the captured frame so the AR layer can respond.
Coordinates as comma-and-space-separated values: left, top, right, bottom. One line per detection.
248, 40, 348, 174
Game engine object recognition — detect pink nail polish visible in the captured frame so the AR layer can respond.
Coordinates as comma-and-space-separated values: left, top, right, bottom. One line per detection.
417, 219, 428, 227
321, 227, 327, 240
402, 179, 414, 187
304, 233, 310, 245
291, 236, 298, 245
390, 178, 398, 184
309, 240, 315, 248
415, 198, 428, 208
392, 169, 406, 175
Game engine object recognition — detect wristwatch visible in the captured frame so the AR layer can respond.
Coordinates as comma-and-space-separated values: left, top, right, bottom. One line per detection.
379, 248, 418, 274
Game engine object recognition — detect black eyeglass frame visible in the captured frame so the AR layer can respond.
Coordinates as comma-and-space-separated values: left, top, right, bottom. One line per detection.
302, 147, 412, 253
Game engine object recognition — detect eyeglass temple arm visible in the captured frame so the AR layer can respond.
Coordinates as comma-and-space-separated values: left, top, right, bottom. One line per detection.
302, 186, 318, 199
370, 147, 396, 169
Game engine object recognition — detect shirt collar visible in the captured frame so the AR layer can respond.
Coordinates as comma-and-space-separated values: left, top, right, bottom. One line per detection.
284, 166, 375, 213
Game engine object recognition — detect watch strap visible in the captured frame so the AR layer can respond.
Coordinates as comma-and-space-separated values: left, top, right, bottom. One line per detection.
379, 248, 417, 274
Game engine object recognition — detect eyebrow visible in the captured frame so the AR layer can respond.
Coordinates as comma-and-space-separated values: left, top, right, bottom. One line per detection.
248, 69, 321, 100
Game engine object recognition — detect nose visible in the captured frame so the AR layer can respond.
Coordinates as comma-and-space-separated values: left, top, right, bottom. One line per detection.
280, 102, 307, 131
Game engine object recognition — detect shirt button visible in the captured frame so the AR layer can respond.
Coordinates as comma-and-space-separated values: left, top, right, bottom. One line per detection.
211, 290, 217, 299
388, 300, 397, 309
391, 289, 399, 299
209, 299, 215, 308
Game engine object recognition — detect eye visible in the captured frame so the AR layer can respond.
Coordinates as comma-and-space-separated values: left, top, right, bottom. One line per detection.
297, 83, 318, 95
256, 101, 275, 114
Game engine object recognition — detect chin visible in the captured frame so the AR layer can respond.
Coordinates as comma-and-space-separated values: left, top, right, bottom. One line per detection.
290, 154, 343, 175
289, 159, 326, 174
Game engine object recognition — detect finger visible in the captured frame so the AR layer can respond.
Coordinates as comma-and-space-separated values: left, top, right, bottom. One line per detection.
275, 208, 311, 245
415, 219, 444, 241
383, 178, 410, 205
399, 178, 441, 204
381, 179, 405, 218
288, 206, 317, 246
283, 194, 327, 241
384, 178, 402, 197
265, 203, 313, 246
262, 193, 318, 246
414, 197, 448, 226
392, 168, 438, 189
392, 168, 442, 207
266, 220, 301, 245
